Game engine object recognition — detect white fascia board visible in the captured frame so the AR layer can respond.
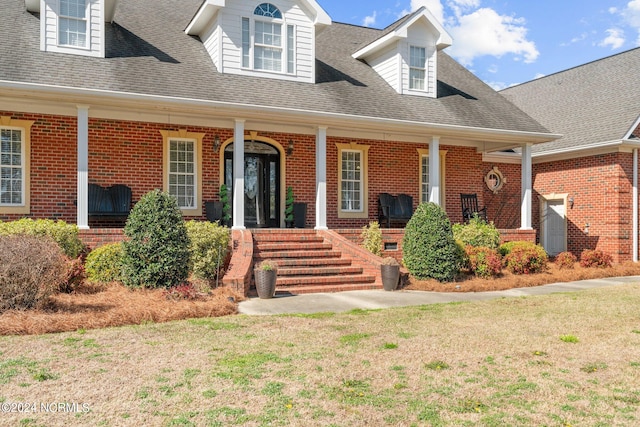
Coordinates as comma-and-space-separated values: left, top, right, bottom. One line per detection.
300, 0, 332, 27
185, 0, 225, 36
25, 0, 39, 12
353, 9, 452, 60
482, 152, 522, 164
105, 0, 118, 23
624, 114, 640, 140
0, 80, 560, 144
532, 139, 640, 163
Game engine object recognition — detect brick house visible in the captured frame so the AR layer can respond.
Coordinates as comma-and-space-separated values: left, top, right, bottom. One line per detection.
1, 0, 559, 292
502, 48, 640, 263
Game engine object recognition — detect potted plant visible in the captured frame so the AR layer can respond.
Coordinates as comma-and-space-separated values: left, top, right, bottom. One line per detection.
254, 259, 278, 299
380, 257, 400, 291
285, 186, 294, 228
220, 184, 231, 227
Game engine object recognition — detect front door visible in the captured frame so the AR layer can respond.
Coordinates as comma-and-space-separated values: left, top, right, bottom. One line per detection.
543, 199, 566, 255
224, 141, 280, 228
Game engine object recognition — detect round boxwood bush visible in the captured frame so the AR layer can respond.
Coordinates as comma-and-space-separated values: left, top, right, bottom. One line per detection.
0, 218, 84, 258
121, 190, 190, 288
0, 235, 67, 312
185, 220, 230, 280
402, 203, 462, 282
85, 242, 124, 283
452, 216, 500, 249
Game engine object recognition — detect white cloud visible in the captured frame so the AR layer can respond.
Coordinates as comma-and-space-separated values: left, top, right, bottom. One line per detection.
600, 28, 626, 49
363, 11, 377, 27
534, 73, 546, 80
446, 8, 539, 66
624, 0, 640, 26
609, 7, 618, 14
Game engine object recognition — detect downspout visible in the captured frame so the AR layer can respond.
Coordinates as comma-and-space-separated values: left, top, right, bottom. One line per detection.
633, 149, 638, 262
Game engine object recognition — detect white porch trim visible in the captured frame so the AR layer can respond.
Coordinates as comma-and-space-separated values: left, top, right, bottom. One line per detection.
428, 136, 441, 205
315, 126, 328, 230
521, 143, 533, 230
232, 119, 245, 230
76, 105, 89, 230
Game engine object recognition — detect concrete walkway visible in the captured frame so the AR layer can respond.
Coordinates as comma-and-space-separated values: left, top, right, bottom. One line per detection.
238, 276, 640, 315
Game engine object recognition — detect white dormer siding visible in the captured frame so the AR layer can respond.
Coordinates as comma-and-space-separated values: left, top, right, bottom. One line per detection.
188, 0, 331, 84
38, 0, 107, 58
353, 7, 451, 99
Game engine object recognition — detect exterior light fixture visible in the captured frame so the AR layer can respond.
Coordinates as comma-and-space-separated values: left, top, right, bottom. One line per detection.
286, 139, 294, 156
213, 135, 221, 152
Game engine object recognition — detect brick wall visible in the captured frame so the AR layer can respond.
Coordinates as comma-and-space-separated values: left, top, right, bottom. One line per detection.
1, 110, 522, 233
533, 152, 635, 263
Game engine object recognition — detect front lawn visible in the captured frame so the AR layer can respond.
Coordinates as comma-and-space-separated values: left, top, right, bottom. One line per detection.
1, 284, 639, 426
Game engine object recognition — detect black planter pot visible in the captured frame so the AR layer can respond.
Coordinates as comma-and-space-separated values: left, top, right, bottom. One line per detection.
254, 269, 277, 299
380, 264, 400, 291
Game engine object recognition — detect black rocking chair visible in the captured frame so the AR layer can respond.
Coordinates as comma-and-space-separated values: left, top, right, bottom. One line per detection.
460, 193, 487, 222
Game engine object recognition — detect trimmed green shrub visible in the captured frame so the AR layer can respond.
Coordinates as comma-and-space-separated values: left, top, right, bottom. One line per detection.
580, 249, 613, 268
85, 242, 124, 283
185, 220, 230, 280
503, 242, 548, 274
121, 190, 190, 288
452, 216, 500, 249
361, 221, 383, 256
465, 246, 502, 278
0, 218, 83, 258
0, 235, 67, 312
555, 251, 577, 269
402, 203, 462, 282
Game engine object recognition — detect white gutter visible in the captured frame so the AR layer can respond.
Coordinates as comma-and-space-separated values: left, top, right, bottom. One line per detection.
0, 80, 561, 144
532, 139, 640, 161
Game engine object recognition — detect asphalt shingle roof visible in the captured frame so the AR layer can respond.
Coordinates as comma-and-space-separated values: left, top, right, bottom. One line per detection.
501, 47, 640, 154
0, 0, 548, 135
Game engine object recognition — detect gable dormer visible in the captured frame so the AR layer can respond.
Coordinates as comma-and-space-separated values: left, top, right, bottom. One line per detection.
353, 7, 452, 98
186, 0, 331, 83
26, 0, 118, 58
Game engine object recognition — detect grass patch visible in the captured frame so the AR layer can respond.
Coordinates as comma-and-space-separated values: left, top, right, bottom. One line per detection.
0, 284, 639, 426
560, 334, 579, 343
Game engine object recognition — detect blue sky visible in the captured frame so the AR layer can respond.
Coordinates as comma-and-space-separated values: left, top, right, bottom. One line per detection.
318, 0, 640, 89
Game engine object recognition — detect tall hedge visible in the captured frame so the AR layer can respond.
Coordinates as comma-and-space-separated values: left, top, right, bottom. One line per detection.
402, 203, 462, 282
121, 190, 190, 288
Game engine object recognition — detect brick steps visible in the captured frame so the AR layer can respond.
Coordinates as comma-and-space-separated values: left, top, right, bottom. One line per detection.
251, 229, 379, 294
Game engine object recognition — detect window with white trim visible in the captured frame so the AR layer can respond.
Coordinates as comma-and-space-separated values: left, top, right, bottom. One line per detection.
59, 0, 87, 48
409, 45, 426, 91
161, 130, 204, 216
169, 139, 196, 209
336, 143, 369, 218
0, 117, 32, 215
0, 128, 24, 205
242, 3, 295, 74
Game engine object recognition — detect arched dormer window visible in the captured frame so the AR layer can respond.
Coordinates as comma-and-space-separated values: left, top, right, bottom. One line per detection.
254, 3, 282, 19
242, 3, 295, 74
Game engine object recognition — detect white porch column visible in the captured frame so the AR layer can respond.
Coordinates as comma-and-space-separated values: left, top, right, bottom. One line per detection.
633, 149, 638, 262
232, 120, 245, 230
76, 105, 89, 230
429, 136, 441, 205
521, 143, 533, 230
315, 126, 328, 230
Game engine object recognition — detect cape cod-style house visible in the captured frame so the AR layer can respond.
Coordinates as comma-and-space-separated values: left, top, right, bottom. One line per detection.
1, 0, 560, 293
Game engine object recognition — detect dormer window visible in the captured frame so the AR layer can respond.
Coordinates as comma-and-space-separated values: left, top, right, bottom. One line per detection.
59, 0, 87, 48
409, 46, 426, 91
242, 3, 295, 74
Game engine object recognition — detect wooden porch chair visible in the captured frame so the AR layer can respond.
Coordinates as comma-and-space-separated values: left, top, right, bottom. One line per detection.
460, 193, 487, 222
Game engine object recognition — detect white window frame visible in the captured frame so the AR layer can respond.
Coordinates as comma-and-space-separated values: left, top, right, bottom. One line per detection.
417, 148, 446, 208
0, 117, 33, 215
58, 0, 88, 49
336, 142, 369, 219
241, 5, 296, 74
409, 45, 427, 91
160, 130, 204, 216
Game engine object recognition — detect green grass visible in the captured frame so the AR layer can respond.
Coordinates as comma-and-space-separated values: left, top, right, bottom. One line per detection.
0, 284, 639, 426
